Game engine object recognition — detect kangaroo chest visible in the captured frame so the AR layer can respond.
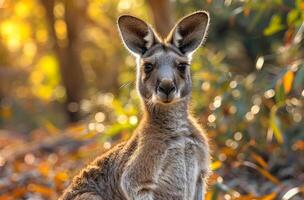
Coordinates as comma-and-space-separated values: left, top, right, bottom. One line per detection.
155, 135, 203, 199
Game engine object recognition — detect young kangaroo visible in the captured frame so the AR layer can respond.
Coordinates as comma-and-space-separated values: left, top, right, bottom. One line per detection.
60, 11, 210, 200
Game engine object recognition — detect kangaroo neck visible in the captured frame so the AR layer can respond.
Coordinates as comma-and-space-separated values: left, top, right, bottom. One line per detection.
142, 98, 190, 131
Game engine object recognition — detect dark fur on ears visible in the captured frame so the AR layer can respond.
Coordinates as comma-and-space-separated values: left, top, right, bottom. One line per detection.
118, 11, 209, 56
117, 15, 159, 56
166, 11, 210, 55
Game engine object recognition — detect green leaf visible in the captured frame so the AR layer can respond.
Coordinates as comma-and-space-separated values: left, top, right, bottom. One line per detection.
296, 0, 303, 9
287, 9, 300, 26
211, 184, 220, 200
264, 15, 285, 36
270, 112, 284, 144
274, 0, 282, 5
275, 84, 285, 103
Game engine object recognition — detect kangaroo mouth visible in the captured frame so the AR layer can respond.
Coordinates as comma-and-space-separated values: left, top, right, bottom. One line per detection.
161, 99, 172, 104
153, 93, 179, 104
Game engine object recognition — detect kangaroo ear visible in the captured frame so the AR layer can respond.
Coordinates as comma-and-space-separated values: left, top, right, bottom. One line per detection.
118, 15, 159, 56
166, 11, 210, 55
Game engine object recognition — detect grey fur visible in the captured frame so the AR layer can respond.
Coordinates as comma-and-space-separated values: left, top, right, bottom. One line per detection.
60, 11, 210, 200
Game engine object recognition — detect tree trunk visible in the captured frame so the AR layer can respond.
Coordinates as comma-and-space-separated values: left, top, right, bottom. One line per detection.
146, 0, 174, 38
40, 0, 85, 123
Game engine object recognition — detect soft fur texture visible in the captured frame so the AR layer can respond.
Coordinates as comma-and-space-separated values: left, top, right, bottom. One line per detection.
60, 11, 210, 200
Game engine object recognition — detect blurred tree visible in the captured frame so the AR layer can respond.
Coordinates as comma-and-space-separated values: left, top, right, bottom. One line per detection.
40, 0, 86, 122
146, 0, 174, 37
0, 42, 8, 100
0, 40, 13, 126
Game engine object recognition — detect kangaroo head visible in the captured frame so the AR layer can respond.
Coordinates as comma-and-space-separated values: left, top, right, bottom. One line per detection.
118, 11, 209, 105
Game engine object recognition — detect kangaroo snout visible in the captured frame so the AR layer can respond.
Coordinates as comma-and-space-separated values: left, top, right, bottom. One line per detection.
158, 80, 176, 96
156, 79, 177, 103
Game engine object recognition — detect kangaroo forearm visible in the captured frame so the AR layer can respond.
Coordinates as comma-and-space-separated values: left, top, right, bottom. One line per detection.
74, 193, 103, 200
121, 179, 154, 200
121, 140, 168, 196
124, 191, 154, 200
122, 172, 187, 200
121, 166, 158, 200
123, 184, 185, 200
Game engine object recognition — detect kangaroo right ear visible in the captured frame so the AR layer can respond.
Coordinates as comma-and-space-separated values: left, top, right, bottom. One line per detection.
166, 11, 210, 56
118, 15, 159, 56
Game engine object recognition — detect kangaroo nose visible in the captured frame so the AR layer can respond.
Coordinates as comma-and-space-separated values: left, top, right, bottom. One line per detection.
158, 80, 176, 96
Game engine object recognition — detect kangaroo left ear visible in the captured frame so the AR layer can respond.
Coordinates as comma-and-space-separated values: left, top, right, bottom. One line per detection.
166, 11, 210, 55
117, 15, 159, 56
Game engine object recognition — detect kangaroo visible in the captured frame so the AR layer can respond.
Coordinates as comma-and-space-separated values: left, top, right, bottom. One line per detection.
60, 11, 210, 200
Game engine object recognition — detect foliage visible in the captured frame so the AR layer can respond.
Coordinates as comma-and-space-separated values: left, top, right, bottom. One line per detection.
0, 0, 303, 199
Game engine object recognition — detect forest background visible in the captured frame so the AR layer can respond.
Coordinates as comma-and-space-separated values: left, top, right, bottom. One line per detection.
0, 0, 303, 199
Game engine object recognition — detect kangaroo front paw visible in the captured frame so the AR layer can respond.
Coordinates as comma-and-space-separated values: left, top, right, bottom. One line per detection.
136, 193, 154, 200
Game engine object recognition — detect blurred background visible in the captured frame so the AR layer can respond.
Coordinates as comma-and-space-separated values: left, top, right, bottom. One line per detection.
0, 0, 303, 199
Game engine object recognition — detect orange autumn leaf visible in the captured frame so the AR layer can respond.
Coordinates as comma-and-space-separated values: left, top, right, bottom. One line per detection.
207, 172, 219, 185
0, 194, 12, 200
28, 184, 54, 197
207, 0, 212, 4
235, 194, 255, 200
243, 7, 250, 16
205, 191, 213, 200
12, 187, 27, 198
243, 161, 280, 185
257, 192, 277, 200
251, 153, 268, 169
221, 147, 237, 157
257, 167, 280, 184
300, 2, 304, 10
38, 162, 50, 177
282, 71, 294, 94
0, 105, 12, 119
284, 29, 294, 44
55, 171, 69, 182
43, 120, 60, 135
292, 140, 304, 151
67, 124, 86, 133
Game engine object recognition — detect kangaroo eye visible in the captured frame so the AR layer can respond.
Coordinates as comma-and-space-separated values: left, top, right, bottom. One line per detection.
177, 63, 188, 73
144, 63, 153, 74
